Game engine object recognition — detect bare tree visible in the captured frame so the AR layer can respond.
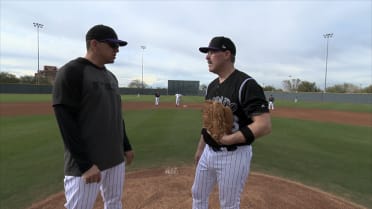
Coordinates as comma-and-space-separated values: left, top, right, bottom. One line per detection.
128, 79, 148, 88
282, 78, 301, 92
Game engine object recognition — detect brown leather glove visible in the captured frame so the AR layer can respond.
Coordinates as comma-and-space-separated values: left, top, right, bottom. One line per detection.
202, 100, 233, 144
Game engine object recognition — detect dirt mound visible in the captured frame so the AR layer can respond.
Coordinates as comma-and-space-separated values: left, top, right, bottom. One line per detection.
27, 166, 365, 209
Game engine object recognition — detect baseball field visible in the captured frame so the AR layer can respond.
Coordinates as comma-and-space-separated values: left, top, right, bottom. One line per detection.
0, 94, 371, 209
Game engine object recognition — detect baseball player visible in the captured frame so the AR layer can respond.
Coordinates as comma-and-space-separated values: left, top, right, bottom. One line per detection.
175, 93, 182, 107
155, 92, 160, 106
192, 36, 272, 209
268, 94, 275, 110
52, 25, 134, 209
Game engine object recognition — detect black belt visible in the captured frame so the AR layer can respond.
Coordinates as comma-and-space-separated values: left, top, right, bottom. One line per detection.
211, 145, 237, 152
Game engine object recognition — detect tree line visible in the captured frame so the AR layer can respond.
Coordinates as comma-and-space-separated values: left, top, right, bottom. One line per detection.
277, 78, 372, 93
0, 72, 50, 85
1, 72, 371, 93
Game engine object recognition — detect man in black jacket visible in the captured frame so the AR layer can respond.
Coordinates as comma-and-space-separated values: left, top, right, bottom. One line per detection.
53, 24, 134, 209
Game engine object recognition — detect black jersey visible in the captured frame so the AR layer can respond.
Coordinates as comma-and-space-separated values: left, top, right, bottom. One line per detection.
53, 57, 130, 176
206, 69, 269, 135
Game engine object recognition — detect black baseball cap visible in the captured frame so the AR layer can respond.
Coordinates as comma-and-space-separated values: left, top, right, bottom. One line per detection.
199, 36, 236, 56
86, 24, 127, 47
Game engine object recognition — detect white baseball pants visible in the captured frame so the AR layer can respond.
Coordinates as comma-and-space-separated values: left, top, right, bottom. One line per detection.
192, 145, 252, 209
64, 162, 125, 209
268, 101, 274, 110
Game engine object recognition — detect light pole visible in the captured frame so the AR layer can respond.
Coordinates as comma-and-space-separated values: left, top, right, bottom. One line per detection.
140, 45, 146, 92
323, 33, 333, 93
33, 22, 43, 85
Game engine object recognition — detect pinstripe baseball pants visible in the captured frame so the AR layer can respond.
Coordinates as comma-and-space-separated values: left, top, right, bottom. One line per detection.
192, 145, 252, 209
64, 162, 125, 209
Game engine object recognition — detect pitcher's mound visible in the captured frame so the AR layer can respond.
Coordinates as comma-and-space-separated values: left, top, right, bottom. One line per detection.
28, 166, 365, 209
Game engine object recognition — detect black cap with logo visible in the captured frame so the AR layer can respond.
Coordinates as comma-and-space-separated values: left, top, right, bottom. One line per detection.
199, 36, 236, 56
86, 24, 127, 47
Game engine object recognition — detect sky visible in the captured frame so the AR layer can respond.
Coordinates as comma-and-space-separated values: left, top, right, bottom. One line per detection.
1, 0, 371, 89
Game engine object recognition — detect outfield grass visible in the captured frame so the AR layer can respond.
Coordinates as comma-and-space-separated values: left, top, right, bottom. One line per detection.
0, 94, 53, 103
122, 94, 205, 104
0, 108, 371, 209
276, 99, 372, 112
0, 94, 204, 104
122, 109, 202, 169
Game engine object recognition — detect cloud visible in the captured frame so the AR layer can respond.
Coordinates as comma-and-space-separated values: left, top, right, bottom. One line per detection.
1, 0, 371, 89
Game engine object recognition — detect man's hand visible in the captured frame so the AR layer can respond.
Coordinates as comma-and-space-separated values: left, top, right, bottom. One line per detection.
124, 150, 134, 165
82, 165, 101, 184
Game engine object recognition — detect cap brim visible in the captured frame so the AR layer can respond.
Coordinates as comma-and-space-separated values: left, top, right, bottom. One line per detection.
199, 47, 220, 53
104, 38, 128, 47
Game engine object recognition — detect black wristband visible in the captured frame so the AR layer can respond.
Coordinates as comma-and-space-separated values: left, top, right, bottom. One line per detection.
240, 126, 255, 145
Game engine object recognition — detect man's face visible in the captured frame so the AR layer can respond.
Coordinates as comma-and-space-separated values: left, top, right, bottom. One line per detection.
205, 50, 230, 73
97, 41, 120, 64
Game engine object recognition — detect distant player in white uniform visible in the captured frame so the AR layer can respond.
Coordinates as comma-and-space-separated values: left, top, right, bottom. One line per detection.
175, 93, 182, 107
192, 36, 272, 209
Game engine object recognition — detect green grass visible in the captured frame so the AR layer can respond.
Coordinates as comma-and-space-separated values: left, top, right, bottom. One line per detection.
121, 94, 205, 103
0, 94, 204, 104
251, 118, 372, 207
0, 94, 53, 103
122, 109, 202, 169
0, 94, 371, 208
1, 109, 371, 209
276, 99, 372, 112
0, 115, 64, 209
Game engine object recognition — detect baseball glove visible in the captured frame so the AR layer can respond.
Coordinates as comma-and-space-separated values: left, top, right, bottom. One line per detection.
202, 100, 234, 143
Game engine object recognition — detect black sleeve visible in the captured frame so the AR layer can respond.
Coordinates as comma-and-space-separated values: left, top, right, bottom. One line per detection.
122, 120, 132, 152
240, 79, 269, 117
53, 105, 92, 173
52, 60, 84, 108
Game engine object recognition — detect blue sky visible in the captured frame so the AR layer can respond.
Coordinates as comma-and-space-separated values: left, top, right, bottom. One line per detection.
1, 0, 371, 89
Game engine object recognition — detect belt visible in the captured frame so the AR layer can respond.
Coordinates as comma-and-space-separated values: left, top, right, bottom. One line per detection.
211, 145, 237, 152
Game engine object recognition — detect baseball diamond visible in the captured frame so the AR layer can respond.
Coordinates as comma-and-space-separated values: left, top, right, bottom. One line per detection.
1, 101, 370, 209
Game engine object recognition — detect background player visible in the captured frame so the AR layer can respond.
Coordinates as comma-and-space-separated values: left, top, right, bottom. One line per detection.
53, 24, 134, 209
268, 94, 275, 110
192, 36, 272, 209
175, 93, 182, 107
155, 92, 160, 106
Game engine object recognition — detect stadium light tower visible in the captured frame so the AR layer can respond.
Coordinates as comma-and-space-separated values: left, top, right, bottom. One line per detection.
33, 22, 44, 85
140, 45, 146, 91
323, 33, 333, 93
